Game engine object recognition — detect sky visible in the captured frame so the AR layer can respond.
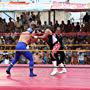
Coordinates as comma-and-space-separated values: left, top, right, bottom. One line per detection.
32, 0, 90, 4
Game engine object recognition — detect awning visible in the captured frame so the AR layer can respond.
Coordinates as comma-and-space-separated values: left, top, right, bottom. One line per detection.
51, 2, 89, 12
0, 2, 90, 12
0, 2, 51, 11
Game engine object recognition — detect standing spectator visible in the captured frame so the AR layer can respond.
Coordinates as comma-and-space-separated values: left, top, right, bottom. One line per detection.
22, 12, 27, 21
26, 12, 30, 21
37, 19, 42, 28
19, 15, 26, 32
0, 17, 4, 33
31, 12, 36, 21
3, 19, 7, 33
36, 12, 41, 27
15, 17, 21, 33
36, 12, 40, 22
7, 18, 15, 33
83, 12, 90, 23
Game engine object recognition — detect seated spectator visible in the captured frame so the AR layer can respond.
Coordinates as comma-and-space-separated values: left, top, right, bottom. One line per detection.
43, 21, 48, 29
66, 20, 72, 32
80, 24, 84, 32
1, 54, 10, 64
75, 22, 80, 32
49, 21, 53, 26
84, 55, 88, 64
71, 52, 79, 65
33, 52, 43, 64
54, 20, 59, 30
78, 52, 85, 64
60, 20, 66, 32
71, 22, 75, 32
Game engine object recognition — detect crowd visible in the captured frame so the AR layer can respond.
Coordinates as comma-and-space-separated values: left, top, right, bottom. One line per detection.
0, 12, 90, 65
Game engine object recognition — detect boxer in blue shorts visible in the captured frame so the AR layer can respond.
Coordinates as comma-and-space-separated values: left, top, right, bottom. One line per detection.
6, 24, 37, 77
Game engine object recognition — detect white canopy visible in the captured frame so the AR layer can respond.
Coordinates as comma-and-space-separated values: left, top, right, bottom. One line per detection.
0, 2, 89, 12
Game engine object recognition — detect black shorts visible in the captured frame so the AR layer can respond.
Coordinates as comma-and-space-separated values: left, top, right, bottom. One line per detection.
50, 51, 65, 66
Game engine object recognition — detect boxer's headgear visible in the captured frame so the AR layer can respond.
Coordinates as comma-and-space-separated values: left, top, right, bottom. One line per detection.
27, 28, 33, 34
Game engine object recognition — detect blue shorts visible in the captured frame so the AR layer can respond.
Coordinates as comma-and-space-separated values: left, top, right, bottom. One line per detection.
11, 42, 34, 66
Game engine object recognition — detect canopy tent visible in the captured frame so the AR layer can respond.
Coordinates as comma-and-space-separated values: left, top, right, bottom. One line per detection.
51, 2, 89, 12
87, 3, 90, 10
0, 1, 90, 24
0, 1, 90, 12
0, 2, 51, 11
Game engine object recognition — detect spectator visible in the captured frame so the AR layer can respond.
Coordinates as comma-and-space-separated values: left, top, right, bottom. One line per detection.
0, 12, 90, 65
3, 55, 10, 64
36, 12, 40, 22
0, 17, 4, 33
83, 22, 90, 32
19, 15, 26, 31
26, 12, 31, 21
33, 52, 43, 64
75, 22, 80, 32
31, 12, 36, 21
3, 19, 7, 33
60, 20, 66, 32
43, 21, 48, 29
83, 12, 90, 23
54, 20, 59, 29
15, 17, 21, 33
80, 24, 84, 32
78, 50, 85, 64
7, 18, 15, 33
71, 52, 79, 65
71, 22, 75, 32
66, 20, 72, 32
49, 21, 53, 26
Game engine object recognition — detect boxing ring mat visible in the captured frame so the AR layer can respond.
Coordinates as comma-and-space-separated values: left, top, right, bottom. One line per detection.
0, 64, 90, 90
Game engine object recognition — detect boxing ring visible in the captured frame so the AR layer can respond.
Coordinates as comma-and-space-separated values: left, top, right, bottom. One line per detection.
0, 32, 90, 90
0, 64, 90, 90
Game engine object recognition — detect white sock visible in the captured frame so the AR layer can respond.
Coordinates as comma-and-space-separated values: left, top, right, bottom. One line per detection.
60, 63, 67, 72
50, 61, 58, 75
